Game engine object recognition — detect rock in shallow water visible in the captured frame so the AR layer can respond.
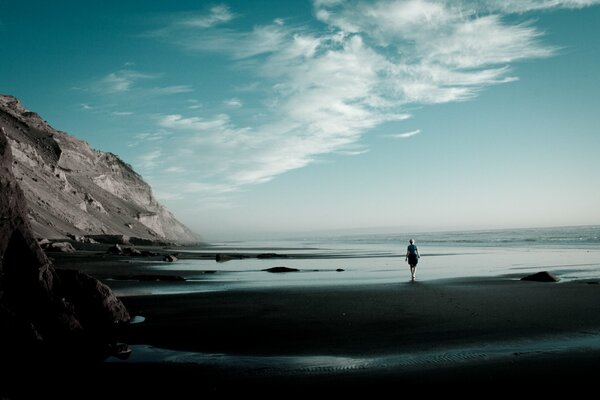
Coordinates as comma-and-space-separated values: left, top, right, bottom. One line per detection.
263, 266, 300, 273
521, 271, 560, 282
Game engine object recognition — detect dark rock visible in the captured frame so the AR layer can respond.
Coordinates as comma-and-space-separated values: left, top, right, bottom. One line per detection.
107, 342, 132, 360
37, 238, 51, 246
216, 253, 245, 262
336, 268, 345, 272
263, 266, 300, 273
106, 244, 143, 256
92, 234, 131, 245
41, 241, 76, 253
521, 271, 560, 282
163, 254, 178, 262
67, 234, 97, 244
257, 253, 288, 259
123, 247, 142, 256
55, 269, 130, 329
106, 244, 123, 255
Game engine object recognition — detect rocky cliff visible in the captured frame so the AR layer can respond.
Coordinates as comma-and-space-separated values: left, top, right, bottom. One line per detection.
0, 95, 199, 243
1, 128, 130, 362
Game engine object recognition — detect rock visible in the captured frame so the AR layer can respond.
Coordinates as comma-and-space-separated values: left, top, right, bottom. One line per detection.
263, 266, 300, 273
91, 234, 131, 245
257, 253, 288, 259
1, 128, 130, 361
216, 253, 245, 262
41, 241, 76, 253
106, 244, 123, 255
66, 234, 96, 243
55, 269, 130, 329
106, 244, 145, 256
336, 268, 345, 272
163, 254, 178, 262
521, 271, 560, 282
123, 247, 142, 256
37, 238, 51, 246
107, 342, 132, 360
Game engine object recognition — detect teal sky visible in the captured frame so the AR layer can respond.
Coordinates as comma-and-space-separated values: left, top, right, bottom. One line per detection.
1, 0, 600, 240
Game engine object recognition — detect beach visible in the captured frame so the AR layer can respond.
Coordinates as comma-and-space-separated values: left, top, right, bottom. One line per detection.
13, 229, 596, 396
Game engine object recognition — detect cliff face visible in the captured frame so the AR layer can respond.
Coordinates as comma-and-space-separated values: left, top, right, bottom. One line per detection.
0, 95, 199, 243
0, 125, 130, 361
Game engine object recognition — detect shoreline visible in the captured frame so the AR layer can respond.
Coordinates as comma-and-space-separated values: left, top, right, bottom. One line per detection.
3, 252, 600, 396
117, 278, 600, 356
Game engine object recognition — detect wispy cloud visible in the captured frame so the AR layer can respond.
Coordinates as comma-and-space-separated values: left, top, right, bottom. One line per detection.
92, 67, 193, 97
387, 129, 421, 139
112, 111, 133, 116
147, 85, 194, 95
97, 69, 157, 93
134, 132, 168, 141
224, 98, 243, 107
187, 99, 202, 109
137, 149, 162, 170
478, 0, 600, 13
180, 4, 236, 28
141, 0, 600, 200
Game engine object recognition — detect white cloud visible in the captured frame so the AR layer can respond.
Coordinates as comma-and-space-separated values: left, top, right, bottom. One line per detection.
387, 129, 421, 139
165, 166, 185, 173
148, 85, 194, 95
137, 149, 162, 170
156, 22, 290, 59
98, 69, 157, 93
187, 99, 202, 109
112, 111, 133, 116
159, 114, 233, 132
144, 0, 600, 199
183, 182, 238, 194
93, 68, 193, 97
479, 0, 600, 13
133, 132, 167, 142
224, 98, 243, 107
181, 5, 236, 28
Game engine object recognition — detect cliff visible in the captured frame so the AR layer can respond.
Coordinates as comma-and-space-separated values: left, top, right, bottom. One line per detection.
0, 95, 199, 243
1, 128, 130, 362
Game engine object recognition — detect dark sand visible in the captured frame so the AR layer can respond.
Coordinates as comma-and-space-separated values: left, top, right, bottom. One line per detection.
7, 252, 600, 396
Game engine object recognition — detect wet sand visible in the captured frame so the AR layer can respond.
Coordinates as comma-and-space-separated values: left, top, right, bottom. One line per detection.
16, 251, 600, 396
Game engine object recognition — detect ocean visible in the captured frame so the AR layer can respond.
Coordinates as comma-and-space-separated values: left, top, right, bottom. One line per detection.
114, 225, 600, 295
111, 226, 600, 295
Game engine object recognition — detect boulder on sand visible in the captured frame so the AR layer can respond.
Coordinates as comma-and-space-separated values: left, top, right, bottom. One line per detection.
521, 271, 560, 282
263, 266, 300, 273
41, 241, 76, 253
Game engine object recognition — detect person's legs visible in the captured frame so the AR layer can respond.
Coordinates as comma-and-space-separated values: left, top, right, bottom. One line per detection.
410, 266, 416, 280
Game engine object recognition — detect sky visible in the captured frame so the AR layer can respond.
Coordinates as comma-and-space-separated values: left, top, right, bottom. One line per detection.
1, 0, 600, 240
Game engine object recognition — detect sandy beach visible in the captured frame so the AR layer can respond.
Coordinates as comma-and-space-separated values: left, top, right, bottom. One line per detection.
4, 248, 595, 396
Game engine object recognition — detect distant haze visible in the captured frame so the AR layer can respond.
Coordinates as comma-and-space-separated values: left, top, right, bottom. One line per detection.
2, 1, 600, 239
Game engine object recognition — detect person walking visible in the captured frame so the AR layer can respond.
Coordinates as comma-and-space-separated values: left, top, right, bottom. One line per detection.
405, 239, 420, 281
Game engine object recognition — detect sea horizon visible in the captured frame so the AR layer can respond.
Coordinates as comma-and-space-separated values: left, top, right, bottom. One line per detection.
104, 224, 600, 296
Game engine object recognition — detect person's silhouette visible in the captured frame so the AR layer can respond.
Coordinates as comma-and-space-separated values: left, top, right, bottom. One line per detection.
405, 239, 420, 281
